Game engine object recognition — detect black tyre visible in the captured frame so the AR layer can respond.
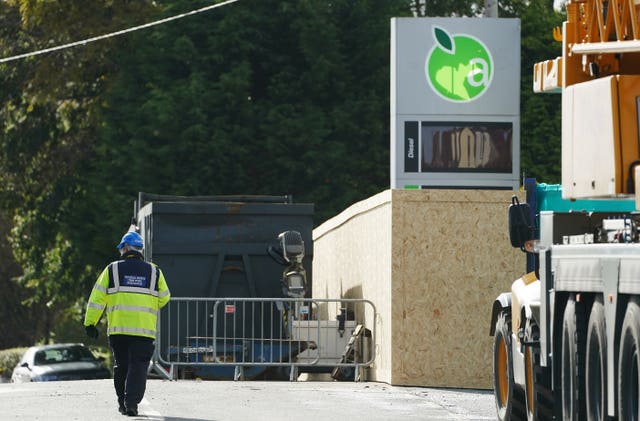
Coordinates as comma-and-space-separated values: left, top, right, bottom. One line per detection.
618, 299, 640, 421
493, 311, 526, 421
586, 296, 607, 421
524, 321, 554, 421
561, 295, 587, 421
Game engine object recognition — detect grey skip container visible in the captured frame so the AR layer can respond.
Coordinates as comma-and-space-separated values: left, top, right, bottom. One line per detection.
134, 193, 314, 378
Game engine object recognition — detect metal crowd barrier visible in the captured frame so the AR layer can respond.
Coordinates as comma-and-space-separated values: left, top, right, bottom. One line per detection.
152, 297, 375, 382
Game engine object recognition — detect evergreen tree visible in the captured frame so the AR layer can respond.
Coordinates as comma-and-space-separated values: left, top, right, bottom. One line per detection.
503, 0, 564, 183
0, 0, 158, 343
0, 0, 566, 345
92, 0, 412, 224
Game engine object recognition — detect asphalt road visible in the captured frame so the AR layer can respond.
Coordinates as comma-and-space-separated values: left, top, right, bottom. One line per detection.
0, 379, 497, 420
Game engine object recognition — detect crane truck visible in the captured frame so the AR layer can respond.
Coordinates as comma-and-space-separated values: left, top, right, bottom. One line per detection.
490, 1, 640, 420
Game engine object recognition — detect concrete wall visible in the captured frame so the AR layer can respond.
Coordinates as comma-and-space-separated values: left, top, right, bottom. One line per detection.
312, 189, 525, 389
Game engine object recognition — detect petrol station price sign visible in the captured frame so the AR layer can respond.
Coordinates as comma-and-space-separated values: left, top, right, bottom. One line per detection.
391, 17, 520, 190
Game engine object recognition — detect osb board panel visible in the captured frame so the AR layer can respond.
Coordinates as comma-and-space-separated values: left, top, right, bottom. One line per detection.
389, 189, 524, 388
312, 189, 525, 388
313, 191, 393, 383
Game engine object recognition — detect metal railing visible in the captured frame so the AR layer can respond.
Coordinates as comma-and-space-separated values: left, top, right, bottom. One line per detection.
152, 297, 375, 381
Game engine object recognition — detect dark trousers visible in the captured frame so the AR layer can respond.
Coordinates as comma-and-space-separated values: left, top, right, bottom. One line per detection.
109, 335, 155, 408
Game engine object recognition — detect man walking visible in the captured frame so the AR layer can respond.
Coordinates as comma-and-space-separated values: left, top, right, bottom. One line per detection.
84, 231, 170, 416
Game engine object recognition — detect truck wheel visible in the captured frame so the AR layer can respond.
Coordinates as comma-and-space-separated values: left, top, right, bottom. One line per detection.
586, 296, 606, 421
524, 344, 535, 420
618, 299, 640, 421
493, 311, 526, 421
524, 321, 554, 421
561, 295, 587, 421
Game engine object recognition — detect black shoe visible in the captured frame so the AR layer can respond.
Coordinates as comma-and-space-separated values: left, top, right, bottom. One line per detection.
118, 401, 126, 415
125, 406, 138, 417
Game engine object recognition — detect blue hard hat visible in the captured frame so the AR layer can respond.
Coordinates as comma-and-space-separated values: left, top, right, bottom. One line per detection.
117, 231, 144, 250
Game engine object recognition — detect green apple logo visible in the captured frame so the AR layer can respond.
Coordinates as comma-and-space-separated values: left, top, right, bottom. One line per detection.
426, 26, 493, 102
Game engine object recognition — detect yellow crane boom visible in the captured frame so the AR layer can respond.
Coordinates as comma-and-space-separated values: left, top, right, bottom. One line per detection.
533, 0, 640, 203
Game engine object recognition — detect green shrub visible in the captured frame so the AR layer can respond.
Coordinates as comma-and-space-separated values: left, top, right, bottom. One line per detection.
0, 347, 28, 381
88, 346, 113, 373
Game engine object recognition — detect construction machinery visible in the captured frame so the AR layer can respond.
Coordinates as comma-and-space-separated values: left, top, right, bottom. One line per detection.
490, 1, 640, 419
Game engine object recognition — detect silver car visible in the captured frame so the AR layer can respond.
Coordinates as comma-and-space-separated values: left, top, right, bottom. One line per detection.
11, 343, 110, 382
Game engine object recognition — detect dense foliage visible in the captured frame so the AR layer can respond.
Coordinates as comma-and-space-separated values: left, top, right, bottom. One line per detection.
0, 347, 27, 381
509, 0, 564, 182
0, 0, 564, 346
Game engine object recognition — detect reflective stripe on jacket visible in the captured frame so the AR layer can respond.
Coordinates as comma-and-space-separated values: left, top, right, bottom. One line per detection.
84, 251, 170, 339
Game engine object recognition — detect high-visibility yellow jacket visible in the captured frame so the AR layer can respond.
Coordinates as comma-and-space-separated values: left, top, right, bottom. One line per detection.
84, 251, 170, 339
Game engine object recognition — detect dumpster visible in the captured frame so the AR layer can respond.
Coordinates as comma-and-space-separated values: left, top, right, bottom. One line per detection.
135, 193, 314, 379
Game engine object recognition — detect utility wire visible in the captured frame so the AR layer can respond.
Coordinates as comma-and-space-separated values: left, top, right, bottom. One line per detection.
0, 0, 241, 64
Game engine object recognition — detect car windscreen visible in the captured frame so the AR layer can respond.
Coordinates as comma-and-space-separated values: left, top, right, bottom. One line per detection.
33, 346, 96, 365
